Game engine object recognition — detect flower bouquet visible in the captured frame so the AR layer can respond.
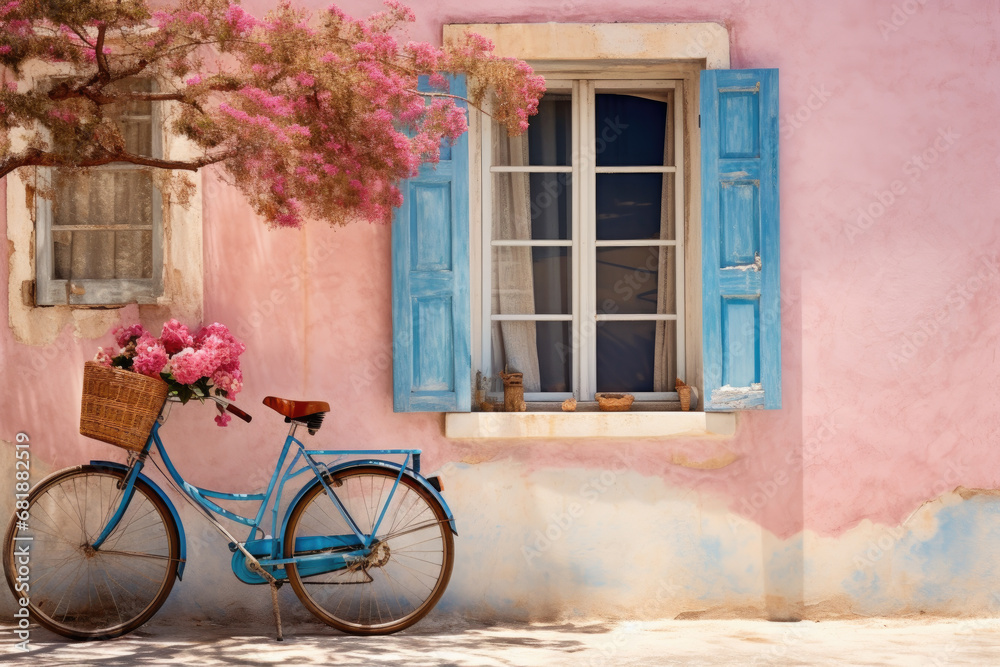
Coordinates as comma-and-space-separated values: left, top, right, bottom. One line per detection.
95, 319, 246, 426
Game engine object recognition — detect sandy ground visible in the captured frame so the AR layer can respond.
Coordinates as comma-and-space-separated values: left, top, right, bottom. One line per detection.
2, 616, 1000, 666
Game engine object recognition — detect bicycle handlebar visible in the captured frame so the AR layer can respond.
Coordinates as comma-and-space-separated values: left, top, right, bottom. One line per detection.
225, 402, 252, 423
166, 395, 253, 423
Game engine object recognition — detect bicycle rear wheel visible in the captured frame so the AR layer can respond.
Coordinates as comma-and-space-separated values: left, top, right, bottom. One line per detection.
3, 465, 180, 640
284, 466, 454, 634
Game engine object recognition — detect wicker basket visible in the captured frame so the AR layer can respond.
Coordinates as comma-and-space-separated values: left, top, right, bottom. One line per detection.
595, 393, 634, 412
80, 362, 170, 452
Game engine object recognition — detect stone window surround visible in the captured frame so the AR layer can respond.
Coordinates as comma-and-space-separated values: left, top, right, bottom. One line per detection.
442, 22, 735, 439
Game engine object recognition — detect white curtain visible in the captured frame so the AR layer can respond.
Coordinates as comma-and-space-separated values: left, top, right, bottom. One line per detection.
52, 169, 153, 280
653, 113, 677, 392
490, 130, 542, 392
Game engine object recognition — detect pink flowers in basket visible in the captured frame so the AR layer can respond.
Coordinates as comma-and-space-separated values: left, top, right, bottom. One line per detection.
95, 320, 246, 426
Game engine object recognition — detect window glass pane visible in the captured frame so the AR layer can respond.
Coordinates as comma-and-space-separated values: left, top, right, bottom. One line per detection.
50, 169, 154, 281
492, 247, 571, 315
53, 171, 153, 227
119, 117, 153, 156
492, 173, 571, 240
596, 173, 673, 240
105, 78, 154, 156
492, 320, 572, 393
596, 320, 675, 393
53, 230, 153, 280
115, 230, 154, 278
595, 93, 668, 167
494, 93, 571, 167
596, 246, 676, 315
53, 230, 114, 279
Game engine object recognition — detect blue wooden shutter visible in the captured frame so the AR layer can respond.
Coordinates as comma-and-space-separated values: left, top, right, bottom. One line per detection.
392, 75, 471, 412
700, 68, 781, 410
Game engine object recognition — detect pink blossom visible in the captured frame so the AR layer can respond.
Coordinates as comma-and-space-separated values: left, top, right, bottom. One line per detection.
225, 4, 259, 36
186, 74, 202, 85
0, 45, 11, 55
180, 11, 209, 29
3, 18, 29, 37
114, 323, 148, 347
295, 72, 315, 87
48, 108, 78, 123
211, 368, 244, 398
194, 323, 246, 371
405, 41, 439, 70
168, 348, 211, 384
93, 347, 115, 368
133, 334, 169, 377
382, 0, 415, 21
150, 10, 172, 28
239, 87, 295, 117
0, 1, 20, 18
215, 412, 232, 427
160, 318, 194, 354
427, 73, 447, 90
273, 199, 303, 227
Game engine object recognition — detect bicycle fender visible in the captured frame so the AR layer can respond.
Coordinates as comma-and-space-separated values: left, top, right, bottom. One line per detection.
90, 460, 187, 581
280, 460, 458, 543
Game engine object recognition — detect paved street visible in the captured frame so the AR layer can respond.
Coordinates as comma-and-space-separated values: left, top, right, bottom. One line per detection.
2, 616, 1000, 666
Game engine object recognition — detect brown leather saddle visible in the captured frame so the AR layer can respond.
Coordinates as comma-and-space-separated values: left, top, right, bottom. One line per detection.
263, 396, 330, 433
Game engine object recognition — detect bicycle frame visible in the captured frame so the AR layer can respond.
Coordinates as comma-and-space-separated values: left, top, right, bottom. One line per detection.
91, 416, 426, 582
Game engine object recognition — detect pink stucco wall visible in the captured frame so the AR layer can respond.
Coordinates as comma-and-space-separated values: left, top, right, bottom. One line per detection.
3, 0, 1000, 620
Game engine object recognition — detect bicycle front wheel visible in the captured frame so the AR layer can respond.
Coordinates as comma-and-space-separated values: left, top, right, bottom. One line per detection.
284, 466, 454, 634
3, 465, 180, 640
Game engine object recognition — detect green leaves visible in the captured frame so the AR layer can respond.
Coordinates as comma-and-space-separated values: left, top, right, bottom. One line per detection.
160, 371, 213, 404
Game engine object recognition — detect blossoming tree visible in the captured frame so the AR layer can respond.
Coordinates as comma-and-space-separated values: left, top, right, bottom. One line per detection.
0, 0, 544, 227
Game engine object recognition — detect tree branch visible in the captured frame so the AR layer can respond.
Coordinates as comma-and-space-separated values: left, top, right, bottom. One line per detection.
48, 60, 156, 106
94, 25, 110, 80
405, 89, 487, 116
0, 147, 236, 180
68, 25, 96, 49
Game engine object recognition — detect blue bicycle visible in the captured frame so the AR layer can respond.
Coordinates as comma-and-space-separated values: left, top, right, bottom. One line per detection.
3, 394, 456, 640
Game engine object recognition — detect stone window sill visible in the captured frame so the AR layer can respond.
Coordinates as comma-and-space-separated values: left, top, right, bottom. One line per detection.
444, 411, 736, 439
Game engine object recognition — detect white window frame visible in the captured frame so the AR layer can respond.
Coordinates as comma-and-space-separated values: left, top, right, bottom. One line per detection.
35, 79, 164, 306
446, 21, 736, 436
479, 77, 686, 403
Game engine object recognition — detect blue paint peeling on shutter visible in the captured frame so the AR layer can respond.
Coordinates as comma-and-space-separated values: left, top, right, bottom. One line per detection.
700, 68, 781, 410
392, 75, 471, 413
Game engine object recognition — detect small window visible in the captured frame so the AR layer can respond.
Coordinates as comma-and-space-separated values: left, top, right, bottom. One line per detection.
481, 79, 686, 402
35, 78, 163, 305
